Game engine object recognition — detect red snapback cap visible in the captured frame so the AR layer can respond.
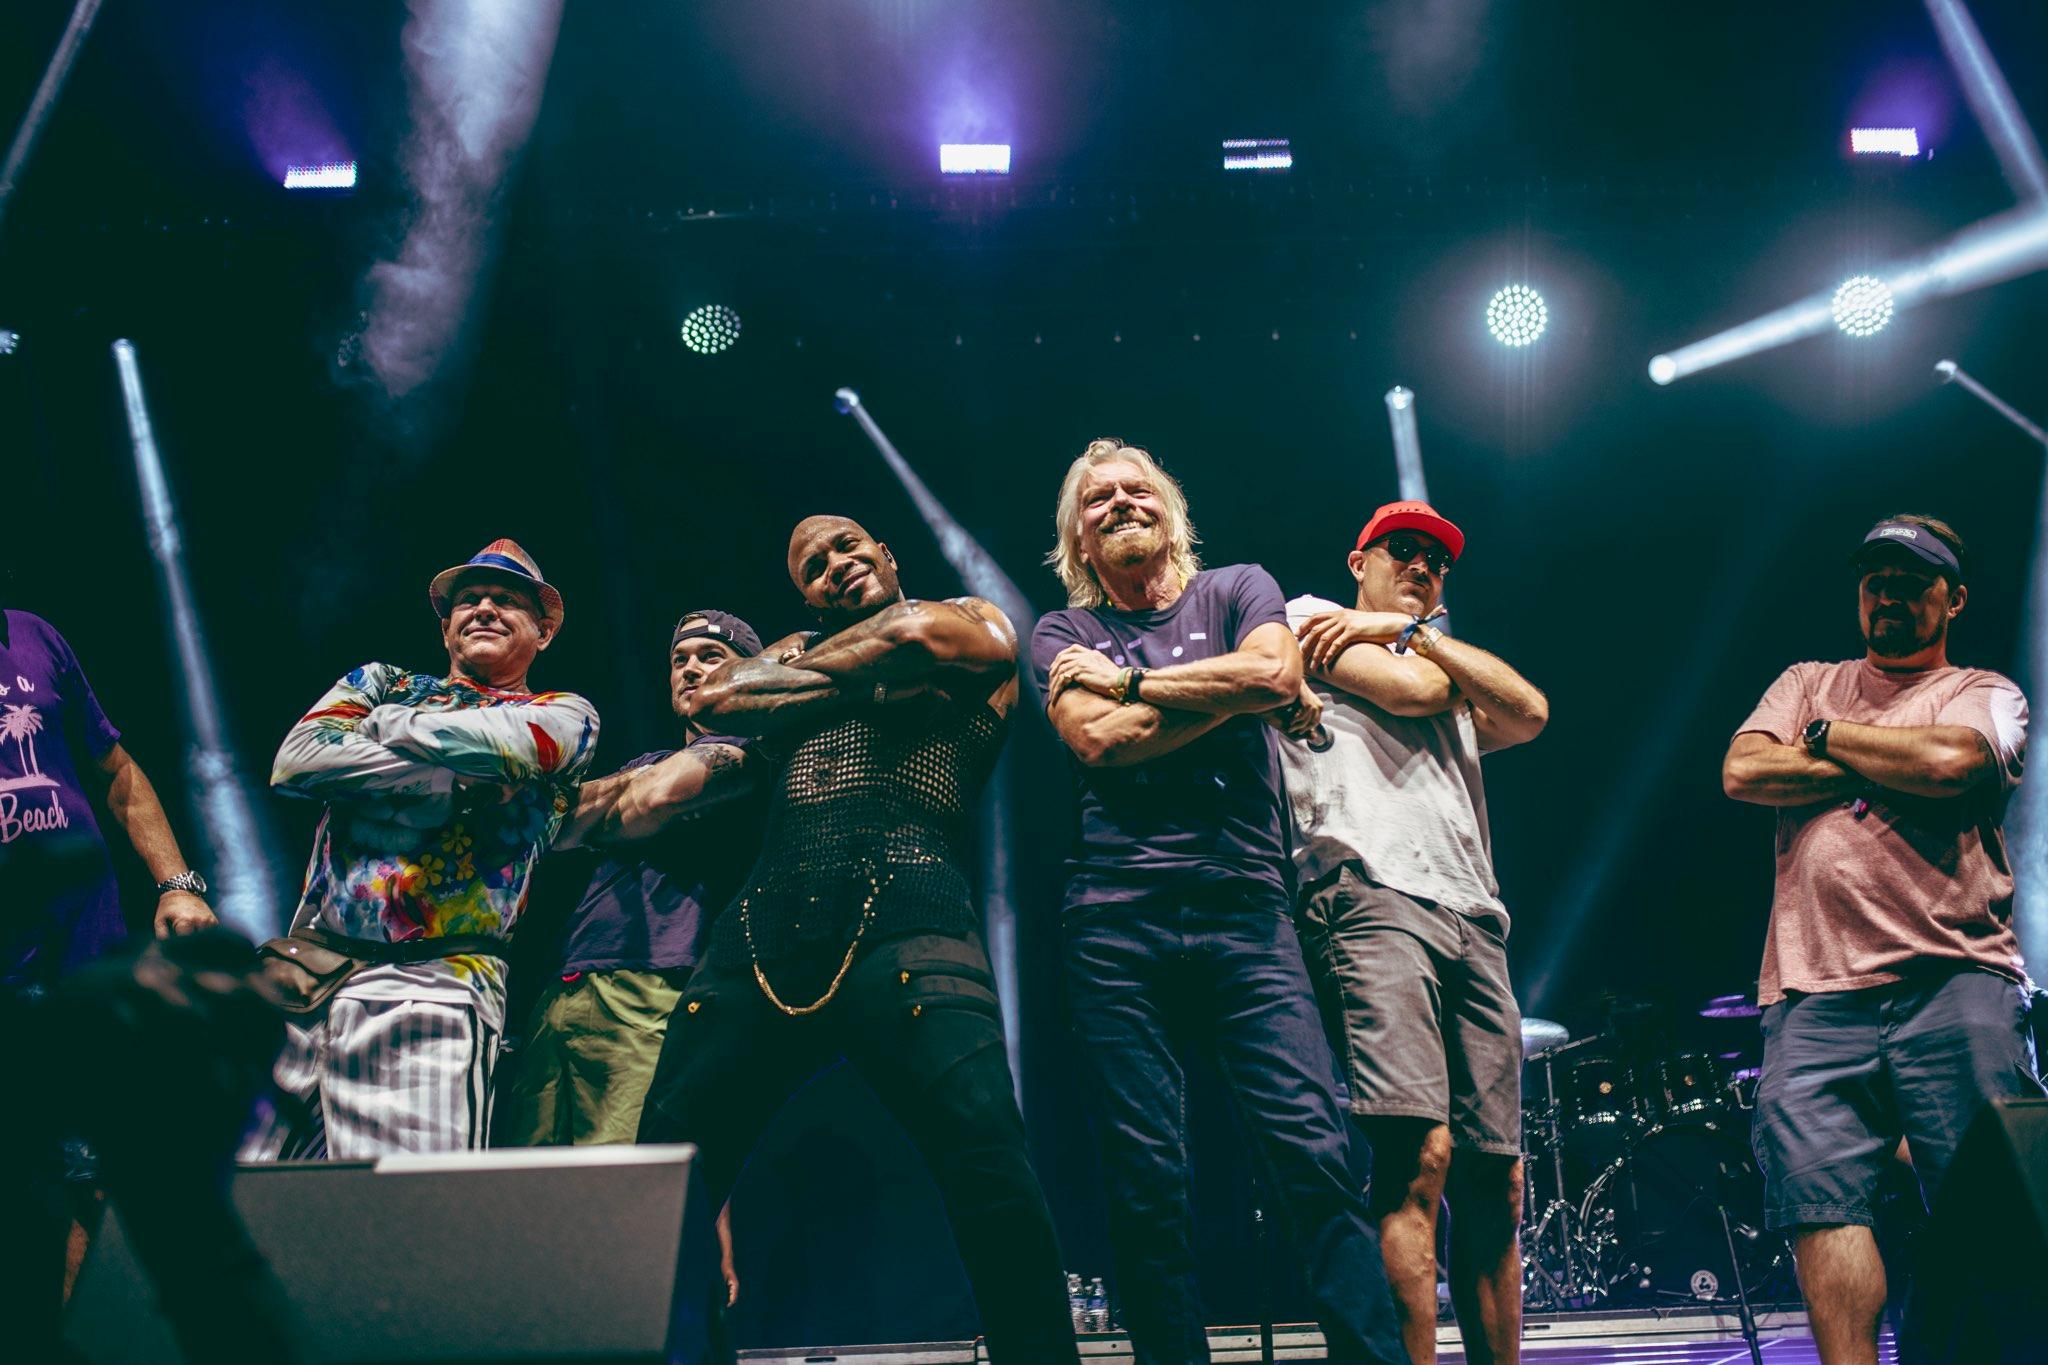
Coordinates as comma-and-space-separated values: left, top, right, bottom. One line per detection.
1355, 501, 1465, 561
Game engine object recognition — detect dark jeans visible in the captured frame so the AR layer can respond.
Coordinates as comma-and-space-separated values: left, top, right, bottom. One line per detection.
639, 931, 1077, 1364
1064, 882, 1408, 1365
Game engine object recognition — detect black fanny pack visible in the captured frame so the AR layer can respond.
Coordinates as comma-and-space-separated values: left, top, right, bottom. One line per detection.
255, 927, 505, 1016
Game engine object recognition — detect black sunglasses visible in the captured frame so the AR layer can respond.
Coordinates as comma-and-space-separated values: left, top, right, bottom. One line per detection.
1376, 532, 1453, 577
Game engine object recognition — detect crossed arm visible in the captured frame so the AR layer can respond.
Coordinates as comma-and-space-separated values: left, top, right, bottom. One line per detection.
1044, 621, 1302, 768
554, 743, 754, 850
273, 665, 598, 803
1298, 608, 1549, 749
685, 598, 1018, 738
1723, 724, 1997, 805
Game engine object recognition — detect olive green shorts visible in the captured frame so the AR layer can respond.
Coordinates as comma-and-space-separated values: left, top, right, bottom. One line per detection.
500, 968, 689, 1146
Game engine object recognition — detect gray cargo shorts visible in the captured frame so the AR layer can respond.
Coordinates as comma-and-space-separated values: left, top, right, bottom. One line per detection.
1296, 862, 1523, 1156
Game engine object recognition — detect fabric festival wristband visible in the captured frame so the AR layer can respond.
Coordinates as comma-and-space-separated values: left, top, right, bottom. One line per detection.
1395, 618, 1425, 653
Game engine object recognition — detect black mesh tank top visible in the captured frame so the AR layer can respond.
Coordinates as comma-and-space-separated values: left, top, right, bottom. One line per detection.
704, 697, 1008, 966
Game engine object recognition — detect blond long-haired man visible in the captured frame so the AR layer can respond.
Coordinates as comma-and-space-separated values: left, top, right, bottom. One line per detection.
1031, 439, 1407, 1365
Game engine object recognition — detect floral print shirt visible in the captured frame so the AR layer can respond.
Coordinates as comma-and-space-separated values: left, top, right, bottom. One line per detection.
272, 663, 598, 995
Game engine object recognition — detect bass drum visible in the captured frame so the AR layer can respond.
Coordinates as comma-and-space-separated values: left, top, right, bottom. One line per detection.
1579, 1120, 1788, 1305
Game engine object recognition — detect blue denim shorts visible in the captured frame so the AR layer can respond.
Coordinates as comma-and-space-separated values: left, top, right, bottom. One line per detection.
1753, 964, 2043, 1230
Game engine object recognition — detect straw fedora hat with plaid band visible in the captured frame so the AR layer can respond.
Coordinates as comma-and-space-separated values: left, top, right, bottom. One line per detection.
428, 539, 565, 628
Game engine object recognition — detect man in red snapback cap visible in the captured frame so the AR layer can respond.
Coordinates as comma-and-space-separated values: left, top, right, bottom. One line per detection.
1281, 500, 1549, 1364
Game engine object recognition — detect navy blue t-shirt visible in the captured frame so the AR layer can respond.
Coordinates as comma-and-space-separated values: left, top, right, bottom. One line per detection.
555, 733, 760, 974
1030, 564, 1292, 904
0, 612, 125, 987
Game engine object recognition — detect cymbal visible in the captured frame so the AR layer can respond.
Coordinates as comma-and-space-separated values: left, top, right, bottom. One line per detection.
1700, 993, 1762, 1020
1520, 1016, 1570, 1058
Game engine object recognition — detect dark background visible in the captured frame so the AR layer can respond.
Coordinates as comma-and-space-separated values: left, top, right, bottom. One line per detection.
4, 0, 2046, 1345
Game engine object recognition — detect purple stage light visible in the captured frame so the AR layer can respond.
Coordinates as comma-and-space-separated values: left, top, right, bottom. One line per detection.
1850, 127, 1921, 157
284, 161, 357, 190
939, 143, 1010, 175
1222, 138, 1292, 171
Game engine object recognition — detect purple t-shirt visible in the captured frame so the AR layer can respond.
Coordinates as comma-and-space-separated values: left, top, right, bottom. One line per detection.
555, 734, 760, 974
0, 612, 124, 986
1031, 564, 1293, 904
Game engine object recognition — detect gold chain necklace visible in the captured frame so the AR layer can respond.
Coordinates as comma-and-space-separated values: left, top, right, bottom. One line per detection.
741, 869, 893, 1017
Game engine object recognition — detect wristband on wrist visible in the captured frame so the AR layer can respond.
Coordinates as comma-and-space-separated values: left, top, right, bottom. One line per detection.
1411, 624, 1442, 656
1395, 617, 1426, 653
1126, 668, 1146, 703
1114, 666, 1134, 703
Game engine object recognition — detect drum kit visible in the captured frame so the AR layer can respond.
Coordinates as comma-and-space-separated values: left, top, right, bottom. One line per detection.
1515, 993, 1789, 1319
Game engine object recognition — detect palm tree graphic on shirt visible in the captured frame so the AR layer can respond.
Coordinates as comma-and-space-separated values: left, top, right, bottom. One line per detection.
0, 704, 56, 793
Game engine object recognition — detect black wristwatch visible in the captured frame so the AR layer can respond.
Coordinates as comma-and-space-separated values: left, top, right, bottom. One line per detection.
156, 870, 208, 897
1802, 718, 1831, 759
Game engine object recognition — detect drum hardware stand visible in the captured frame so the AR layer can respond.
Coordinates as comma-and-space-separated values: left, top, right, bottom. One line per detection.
1710, 1160, 1767, 1365
1520, 1046, 1613, 1309
1252, 1195, 1275, 1365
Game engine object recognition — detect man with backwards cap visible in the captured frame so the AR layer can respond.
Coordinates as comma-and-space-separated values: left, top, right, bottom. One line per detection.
1724, 514, 2043, 1365
505, 609, 765, 1149
241, 539, 598, 1160
1282, 500, 1548, 1365
638, 514, 1077, 1363
502, 609, 763, 1306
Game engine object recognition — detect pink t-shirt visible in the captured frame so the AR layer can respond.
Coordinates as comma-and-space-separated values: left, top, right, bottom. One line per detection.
1736, 658, 2028, 1005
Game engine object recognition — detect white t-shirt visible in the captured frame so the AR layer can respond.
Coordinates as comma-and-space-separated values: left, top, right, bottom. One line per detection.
1280, 594, 1507, 930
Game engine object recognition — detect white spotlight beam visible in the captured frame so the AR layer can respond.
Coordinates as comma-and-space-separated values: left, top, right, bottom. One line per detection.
1649, 203, 2048, 384
0, 0, 105, 240
1925, 0, 2048, 202
112, 341, 280, 938
834, 387, 1035, 1107
359, 0, 565, 402
832, 389, 1036, 643
1936, 358, 2048, 444
1383, 386, 1429, 504
1934, 361, 2048, 974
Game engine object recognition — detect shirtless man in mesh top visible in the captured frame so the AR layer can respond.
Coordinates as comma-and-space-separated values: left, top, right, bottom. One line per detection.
638, 515, 1077, 1363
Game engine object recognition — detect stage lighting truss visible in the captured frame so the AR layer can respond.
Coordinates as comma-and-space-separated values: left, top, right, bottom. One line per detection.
680, 304, 742, 355
1486, 285, 1548, 348
1831, 275, 1895, 337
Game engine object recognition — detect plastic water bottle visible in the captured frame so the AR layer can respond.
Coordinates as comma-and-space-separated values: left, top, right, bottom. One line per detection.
1085, 1277, 1109, 1333
1067, 1273, 1086, 1333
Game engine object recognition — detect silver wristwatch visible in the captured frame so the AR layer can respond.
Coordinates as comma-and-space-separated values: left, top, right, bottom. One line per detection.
156, 870, 208, 897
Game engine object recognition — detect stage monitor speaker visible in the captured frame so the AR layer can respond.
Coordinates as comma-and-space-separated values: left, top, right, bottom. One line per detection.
1902, 1096, 2048, 1365
65, 1144, 719, 1364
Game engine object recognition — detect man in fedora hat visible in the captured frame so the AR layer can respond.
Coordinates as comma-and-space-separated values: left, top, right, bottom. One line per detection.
241, 539, 598, 1160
